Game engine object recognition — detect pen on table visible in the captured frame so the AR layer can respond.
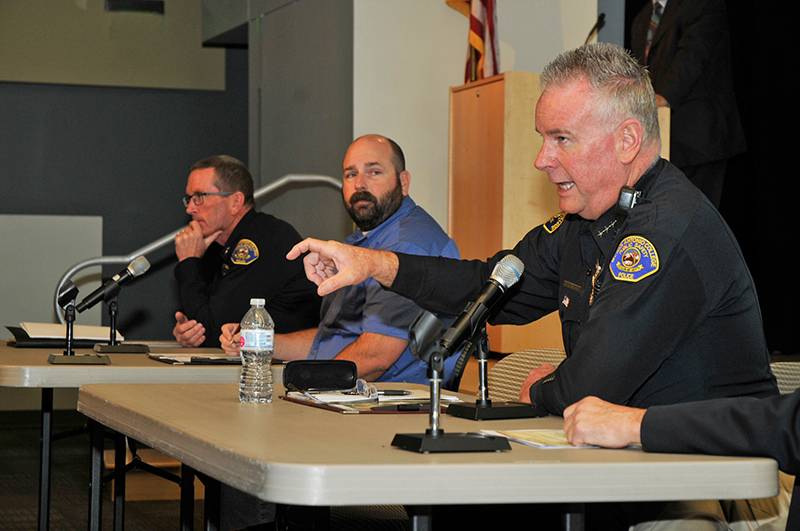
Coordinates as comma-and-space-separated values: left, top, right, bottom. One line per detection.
371, 403, 428, 412
377, 389, 411, 396
189, 357, 240, 365
301, 391, 359, 413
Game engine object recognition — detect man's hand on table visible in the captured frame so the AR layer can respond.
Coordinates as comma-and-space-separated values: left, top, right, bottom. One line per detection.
172, 311, 206, 347
219, 323, 241, 355
563, 396, 645, 448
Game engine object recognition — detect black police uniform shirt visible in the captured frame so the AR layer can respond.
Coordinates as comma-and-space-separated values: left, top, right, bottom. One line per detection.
389, 159, 777, 415
175, 209, 320, 347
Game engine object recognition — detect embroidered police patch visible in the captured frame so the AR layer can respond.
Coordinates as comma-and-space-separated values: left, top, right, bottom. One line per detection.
231, 239, 259, 265
609, 235, 659, 282
543, 212, 565, 234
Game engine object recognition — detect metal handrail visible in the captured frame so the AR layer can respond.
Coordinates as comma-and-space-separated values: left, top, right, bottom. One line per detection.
53, 173, 342, 322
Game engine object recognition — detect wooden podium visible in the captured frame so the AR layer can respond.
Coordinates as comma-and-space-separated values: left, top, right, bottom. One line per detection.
448, 72, 670, 354
449, 72, 561, 353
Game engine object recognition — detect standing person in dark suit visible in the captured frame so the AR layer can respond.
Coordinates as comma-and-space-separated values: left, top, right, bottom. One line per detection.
630, 0, 746, 206
565, 393, 798, 529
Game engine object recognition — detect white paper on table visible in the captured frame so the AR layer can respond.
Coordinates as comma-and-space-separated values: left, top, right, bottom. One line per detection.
21, 321, 124, 341
286, 389, 461, 404
481, 429, 595, 449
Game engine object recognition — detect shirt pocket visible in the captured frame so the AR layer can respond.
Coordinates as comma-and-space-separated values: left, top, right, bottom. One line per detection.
558, 280, 589, 354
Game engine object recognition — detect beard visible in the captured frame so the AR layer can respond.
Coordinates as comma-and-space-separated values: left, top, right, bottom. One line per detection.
344, 181, 404, 231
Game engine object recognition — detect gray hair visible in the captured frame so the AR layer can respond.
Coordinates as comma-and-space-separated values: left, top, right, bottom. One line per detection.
541, 42, 660, 144
190, 154, 254, 206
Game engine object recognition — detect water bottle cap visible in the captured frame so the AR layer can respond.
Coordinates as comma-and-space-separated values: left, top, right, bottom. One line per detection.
250, 298, 265, 306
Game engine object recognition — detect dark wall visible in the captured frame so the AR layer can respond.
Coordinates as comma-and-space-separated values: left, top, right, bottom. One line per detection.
721, 2, 792, 356
623, 1, 794, 355
0, 49, 249, 340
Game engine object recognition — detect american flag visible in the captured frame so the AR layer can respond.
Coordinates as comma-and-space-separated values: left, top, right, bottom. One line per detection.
448, 0, 500, 83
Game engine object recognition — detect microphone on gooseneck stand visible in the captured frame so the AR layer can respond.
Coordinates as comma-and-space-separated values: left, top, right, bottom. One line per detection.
439, 254, 524, 358
75, 256, 150, 313
392, 255, 528, 454
53, 256, 152, 363
584, 12, 606, 45
444, 254, 546, 420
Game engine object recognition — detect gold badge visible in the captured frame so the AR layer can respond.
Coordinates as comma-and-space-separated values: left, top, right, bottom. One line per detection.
231, 239, 259, 265
543, 212, 566, 234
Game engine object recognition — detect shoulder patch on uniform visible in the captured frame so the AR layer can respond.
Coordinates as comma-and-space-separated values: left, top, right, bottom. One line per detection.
609, 235, 659, 282
543, 212, 566, 234
231, 238, 259, 265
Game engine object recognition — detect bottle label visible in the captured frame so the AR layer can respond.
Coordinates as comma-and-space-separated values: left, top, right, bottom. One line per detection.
240, 329, 274, 351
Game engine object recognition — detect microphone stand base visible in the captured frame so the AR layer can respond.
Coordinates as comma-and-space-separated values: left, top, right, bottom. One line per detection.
391, 430, 510, 453
447, 401, 545, 420
48, 354, 111, 365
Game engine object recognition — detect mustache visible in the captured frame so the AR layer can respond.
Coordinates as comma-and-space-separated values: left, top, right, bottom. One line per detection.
349, 191, 378, 206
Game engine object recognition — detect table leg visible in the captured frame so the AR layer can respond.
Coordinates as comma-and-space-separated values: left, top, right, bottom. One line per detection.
562, 503, 585, 531
202, 474, 221, 531
88, 419, 104, 531
180, 465, 195, 531
113, 431, 126, 531
406, 505, 432, 531
37, 388, 53, 531
275, 505, 330, 530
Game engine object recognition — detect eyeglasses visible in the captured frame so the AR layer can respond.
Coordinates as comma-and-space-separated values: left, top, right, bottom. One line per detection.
181, 191, 233, 207
351, 378, 378, 399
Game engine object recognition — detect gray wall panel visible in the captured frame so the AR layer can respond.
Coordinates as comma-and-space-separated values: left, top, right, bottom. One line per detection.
0, 49, 248, 341
251, 0, 353, 241
0, 214, 102, 410
0, 215, 103, 336
598, 0, 625, 46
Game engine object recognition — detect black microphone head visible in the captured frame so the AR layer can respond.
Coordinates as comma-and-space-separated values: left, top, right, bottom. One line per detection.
490, 255, 524, 290
57, 280, 79, 309
127, 256, 150, 277
409, 310, 445, 361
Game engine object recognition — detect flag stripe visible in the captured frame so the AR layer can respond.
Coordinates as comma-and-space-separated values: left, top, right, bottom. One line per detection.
463, 0, 499, 82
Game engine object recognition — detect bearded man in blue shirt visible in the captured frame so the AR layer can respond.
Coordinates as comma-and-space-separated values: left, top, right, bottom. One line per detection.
221, 134, 459, 384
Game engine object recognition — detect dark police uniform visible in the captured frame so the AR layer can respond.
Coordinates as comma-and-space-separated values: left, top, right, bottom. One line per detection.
390, 159, 777, 415
175, 209, 320, 347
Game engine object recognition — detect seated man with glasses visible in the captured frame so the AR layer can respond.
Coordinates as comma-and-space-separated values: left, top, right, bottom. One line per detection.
172, 155, 320, 347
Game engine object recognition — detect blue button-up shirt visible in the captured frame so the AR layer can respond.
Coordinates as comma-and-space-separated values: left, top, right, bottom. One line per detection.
308, 197, 460, 383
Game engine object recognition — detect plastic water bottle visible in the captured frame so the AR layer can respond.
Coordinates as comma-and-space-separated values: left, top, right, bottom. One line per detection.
239, 298, 274, 403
